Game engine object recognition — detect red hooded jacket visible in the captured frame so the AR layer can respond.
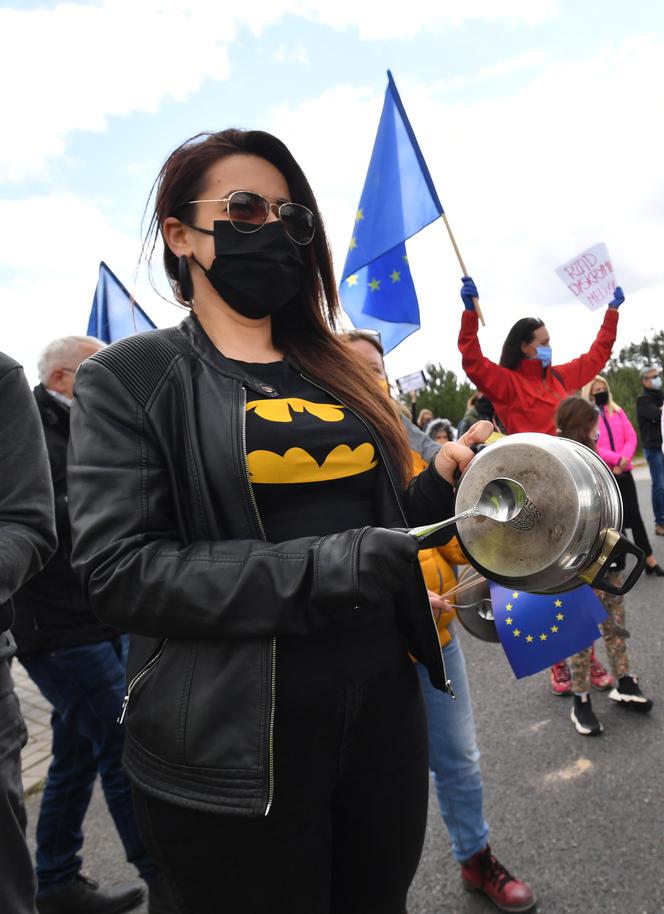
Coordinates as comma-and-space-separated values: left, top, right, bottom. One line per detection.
458, 308, 619, 435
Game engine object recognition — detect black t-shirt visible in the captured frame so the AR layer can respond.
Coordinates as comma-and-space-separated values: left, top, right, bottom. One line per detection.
244, 360, 379, 540
239, 359, 404, 687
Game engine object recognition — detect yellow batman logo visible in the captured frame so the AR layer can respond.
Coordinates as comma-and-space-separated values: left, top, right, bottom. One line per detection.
246, 398, 345, 423
247, 443, 378, 484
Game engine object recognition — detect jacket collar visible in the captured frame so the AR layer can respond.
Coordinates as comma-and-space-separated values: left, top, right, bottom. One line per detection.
642, 385, 664, 405
176, 313, 280, 398
33, 383, 70, 429
516, 357, 548, 380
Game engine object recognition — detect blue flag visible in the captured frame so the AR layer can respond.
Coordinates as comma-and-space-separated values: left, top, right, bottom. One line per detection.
489, 583, 608, 679
340, 70, 444, 354
88, 261, 156, 343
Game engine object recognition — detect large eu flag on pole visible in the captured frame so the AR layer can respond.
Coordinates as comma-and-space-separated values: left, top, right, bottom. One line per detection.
340, 70, 444, 353
88, 261, 156, 343
489, 583, 608, 679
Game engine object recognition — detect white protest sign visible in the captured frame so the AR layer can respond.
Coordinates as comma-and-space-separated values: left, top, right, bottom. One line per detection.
396, 370, 427, 395
555, 242, 617, 311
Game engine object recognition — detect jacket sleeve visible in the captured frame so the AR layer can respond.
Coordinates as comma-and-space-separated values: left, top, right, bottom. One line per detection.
636, 393, 662, 424
0, 362, 57, 610
402, 460, 456, 535
553, 308, 618, 390
618, 409, 637, 462
67, 359, 399, 641
458, 310, 516, 403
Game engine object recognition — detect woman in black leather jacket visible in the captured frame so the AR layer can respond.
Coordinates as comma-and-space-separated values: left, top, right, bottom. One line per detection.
67, 128, 491, 914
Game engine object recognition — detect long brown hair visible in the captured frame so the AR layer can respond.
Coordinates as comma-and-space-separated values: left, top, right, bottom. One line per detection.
555, 396, 599, 450
143, 129, 411, 482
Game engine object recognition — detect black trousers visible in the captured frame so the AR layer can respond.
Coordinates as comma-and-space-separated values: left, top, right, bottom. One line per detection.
133, 648, 429, 914
618, 470, 653, 557
0, 659, 37, 914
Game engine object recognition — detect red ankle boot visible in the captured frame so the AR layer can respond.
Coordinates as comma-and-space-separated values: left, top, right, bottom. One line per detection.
460, 845, 536, 912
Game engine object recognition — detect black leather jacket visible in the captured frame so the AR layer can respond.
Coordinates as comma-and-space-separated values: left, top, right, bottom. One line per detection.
636, 386, 663, 449
67, 316, 454, 816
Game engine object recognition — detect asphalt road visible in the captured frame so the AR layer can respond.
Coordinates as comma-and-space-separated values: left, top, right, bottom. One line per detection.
25, 471, 664, 914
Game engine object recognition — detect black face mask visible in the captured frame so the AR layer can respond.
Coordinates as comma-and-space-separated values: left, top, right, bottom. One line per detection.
190, 220, 306, 320
594, 390, 609, 407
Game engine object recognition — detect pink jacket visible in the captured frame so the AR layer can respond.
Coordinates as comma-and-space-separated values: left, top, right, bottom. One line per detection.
596, 407, 637, 471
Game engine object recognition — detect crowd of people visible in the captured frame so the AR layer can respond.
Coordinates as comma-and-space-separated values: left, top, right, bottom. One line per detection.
1, 126, 661, 914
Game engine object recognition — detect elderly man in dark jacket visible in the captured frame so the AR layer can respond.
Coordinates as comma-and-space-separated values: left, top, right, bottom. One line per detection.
0, 350, 57, 914
636, 365, 664, 535
12, 337, 171, 914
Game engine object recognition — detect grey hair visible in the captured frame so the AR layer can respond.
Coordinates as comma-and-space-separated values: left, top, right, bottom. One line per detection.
640, 364, 661, 379
37, 336, 105, 384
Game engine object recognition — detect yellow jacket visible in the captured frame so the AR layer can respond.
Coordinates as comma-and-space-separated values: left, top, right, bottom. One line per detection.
411, 451, 469, 648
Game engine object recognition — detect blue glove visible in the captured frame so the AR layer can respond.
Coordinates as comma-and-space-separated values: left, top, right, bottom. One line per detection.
460, 276, 478, 311
608, 286, 624, 309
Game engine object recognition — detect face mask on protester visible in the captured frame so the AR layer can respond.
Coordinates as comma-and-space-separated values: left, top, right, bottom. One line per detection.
650, 376, 662, 390
535, 345, 552, 367
377, 378, 389, 394
190, 221, 305, 320
594, 390, 609, 407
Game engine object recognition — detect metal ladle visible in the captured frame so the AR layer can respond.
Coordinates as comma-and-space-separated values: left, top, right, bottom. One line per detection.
408, 477, 527, 547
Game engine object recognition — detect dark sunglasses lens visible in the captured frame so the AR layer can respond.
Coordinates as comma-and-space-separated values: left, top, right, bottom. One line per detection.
280, 203, 315, 244
228, 192, 269, 231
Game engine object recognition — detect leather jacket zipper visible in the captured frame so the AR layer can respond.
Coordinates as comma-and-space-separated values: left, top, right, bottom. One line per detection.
299, 372, 453, 697
117, 640, 167, 724
240, 387, 277, 816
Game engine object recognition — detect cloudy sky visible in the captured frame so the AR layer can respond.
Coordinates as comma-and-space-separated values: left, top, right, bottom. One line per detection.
1, 0, 662, 385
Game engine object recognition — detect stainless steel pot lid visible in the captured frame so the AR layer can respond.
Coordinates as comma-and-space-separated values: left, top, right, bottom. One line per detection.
454, 434, 620, 584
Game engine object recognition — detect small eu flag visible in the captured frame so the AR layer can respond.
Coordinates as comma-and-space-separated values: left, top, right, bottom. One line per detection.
489, 583, 608, 679
340, 70, 444, 354
88, 261, 156, 343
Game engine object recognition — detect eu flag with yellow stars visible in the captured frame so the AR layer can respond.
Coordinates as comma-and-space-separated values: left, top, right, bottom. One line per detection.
88, 261, 156, 343
489, 583, 608, 679
340, 70, 444, 354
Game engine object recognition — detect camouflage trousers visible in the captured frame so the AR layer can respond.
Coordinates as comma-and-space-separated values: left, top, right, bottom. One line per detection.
569, 586, 629, 694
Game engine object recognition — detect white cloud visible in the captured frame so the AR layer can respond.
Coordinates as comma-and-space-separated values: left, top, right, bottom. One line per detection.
0, 192, 177, 382
0, 0, 558, 181
302, 0, 557, 40
274, 42, 310, 64
267, 36, 664, 382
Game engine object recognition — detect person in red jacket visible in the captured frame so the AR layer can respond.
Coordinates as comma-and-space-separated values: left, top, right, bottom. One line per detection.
457, 277, 623, 435
458, 277, 624, 697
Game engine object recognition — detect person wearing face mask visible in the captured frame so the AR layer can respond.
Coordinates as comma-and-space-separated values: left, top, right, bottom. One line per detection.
65, 129, 492, 914
457, 277, 624, 435
555, 397, 653, 736
636, 366, 664, 536
584, 374, 663, 577
344, 330, 536, 913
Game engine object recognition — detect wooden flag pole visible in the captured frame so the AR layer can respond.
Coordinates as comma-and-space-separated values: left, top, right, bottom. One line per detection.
441, 213, 486, 326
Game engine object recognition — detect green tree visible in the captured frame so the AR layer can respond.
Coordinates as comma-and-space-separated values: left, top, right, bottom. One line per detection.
604, 329, 663, 444
403, 363, 473, 427
610, 330, 664, 372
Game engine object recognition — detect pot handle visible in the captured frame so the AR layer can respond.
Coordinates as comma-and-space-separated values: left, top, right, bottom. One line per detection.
589, 532, 646, 596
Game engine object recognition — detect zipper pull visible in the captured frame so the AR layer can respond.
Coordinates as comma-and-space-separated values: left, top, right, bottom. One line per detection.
117, 694, 130, 725
445, 679, 456, 700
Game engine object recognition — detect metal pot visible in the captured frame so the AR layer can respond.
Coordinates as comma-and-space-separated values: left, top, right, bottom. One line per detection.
454, 433, 645, 596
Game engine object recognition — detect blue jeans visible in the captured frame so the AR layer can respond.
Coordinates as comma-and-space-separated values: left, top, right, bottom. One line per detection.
20, 637, 157, 895
644, 447, 664, 525
416, 632, 489, 862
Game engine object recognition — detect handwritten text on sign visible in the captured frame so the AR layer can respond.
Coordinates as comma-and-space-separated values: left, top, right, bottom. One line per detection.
555, 242, 616, 312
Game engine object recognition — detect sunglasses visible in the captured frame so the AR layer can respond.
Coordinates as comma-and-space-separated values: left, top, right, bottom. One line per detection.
185, 190, 316, 246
